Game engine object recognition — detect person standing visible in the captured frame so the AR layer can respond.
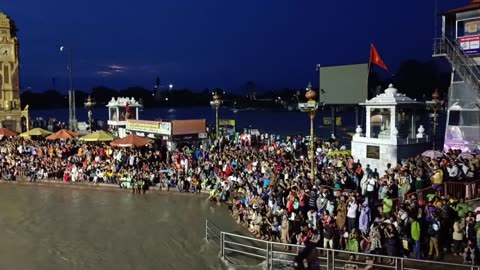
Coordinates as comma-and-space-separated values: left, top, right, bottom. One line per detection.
409, 216, 421, 259
452, 218, 465, 256
428, 215, 441, 260
347, 196, 358, 232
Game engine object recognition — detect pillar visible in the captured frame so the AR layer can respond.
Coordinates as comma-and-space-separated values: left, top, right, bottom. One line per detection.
390, 106, 397, 138
355, 106, 359, 127
366, 107, 371, 138
330, 106, 335, 136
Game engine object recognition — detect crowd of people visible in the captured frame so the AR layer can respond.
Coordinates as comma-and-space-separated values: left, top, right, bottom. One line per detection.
1, 133, 480, 267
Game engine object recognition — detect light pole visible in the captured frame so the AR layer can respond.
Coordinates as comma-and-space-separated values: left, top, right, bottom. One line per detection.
60, 46, 77, 131
169, 84, 173, 91
210, 91, 222, 141
298, 82, 318, 182
84, 95, 96, 133
431, 90, 441, 150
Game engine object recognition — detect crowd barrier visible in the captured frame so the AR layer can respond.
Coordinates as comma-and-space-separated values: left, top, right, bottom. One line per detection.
393, 180, 480, 210
205, 219, 480, 270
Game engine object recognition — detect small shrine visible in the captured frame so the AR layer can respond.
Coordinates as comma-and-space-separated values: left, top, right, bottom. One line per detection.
106, 97, 142, 137
351, 84, 429, 171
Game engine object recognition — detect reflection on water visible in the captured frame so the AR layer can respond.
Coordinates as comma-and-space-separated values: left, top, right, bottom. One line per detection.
30, 107, 358, 137
0, 185, 248, 270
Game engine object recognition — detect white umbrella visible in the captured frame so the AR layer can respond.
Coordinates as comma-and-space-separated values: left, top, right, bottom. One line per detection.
458, 152, 473, 159
421, 150, 443, 159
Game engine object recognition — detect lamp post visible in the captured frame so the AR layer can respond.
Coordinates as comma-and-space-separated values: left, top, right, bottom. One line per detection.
60, 46, 77, 131
84, 95, 96, 133
298, 82, 318, 182
431, 90, 441, 150
210, 91, 222, 140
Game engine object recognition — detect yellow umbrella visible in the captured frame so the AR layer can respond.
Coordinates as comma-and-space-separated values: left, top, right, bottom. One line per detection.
79, 130, 116, 142
18, 127, 52, 137
327, 150, 352, 157
327, 150, 343, 157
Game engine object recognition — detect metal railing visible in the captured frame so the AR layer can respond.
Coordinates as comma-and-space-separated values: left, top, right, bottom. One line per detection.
206, 219, 480, 270
433, 37, 480, 99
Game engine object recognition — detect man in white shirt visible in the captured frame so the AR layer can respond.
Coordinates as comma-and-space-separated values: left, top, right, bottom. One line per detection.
366, 174, 377, 208
347, 197, 358, 231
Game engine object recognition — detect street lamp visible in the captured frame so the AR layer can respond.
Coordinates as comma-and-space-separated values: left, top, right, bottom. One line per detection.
298, 82, 318, 182
84, 95, 96, 133
60, 46, 77, 131
210, 91, 222, 140
431, 90, 441, 150
169, 84, 173, 91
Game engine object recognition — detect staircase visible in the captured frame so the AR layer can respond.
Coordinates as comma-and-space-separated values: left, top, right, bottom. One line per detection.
433, 37, 480, 100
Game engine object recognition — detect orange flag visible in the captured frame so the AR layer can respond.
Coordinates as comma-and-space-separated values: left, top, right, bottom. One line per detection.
370, 44, 388, 71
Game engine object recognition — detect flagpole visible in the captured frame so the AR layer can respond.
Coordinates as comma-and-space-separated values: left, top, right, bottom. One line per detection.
367, 44, 372, 99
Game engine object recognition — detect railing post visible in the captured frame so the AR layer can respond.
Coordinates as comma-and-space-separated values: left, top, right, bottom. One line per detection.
326, 249, 329, 270
205, 219, 208, 241
220, 232, 225, 258
265, 241, 271, 270
331, 249, 335, 270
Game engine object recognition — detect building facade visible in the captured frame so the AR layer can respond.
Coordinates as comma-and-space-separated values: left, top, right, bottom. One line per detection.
0, 12, 28, 132
434, 1, 480, 152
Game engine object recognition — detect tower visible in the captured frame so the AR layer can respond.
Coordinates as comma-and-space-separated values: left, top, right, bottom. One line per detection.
433, 0, 480, 152
0, 12, 27, 132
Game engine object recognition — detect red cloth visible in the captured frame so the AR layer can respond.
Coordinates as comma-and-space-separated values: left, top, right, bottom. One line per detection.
370, 44, 388, 71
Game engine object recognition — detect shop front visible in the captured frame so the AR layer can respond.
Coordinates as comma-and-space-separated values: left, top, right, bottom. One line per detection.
125, 119, 207, 150
170, 119, 207, 150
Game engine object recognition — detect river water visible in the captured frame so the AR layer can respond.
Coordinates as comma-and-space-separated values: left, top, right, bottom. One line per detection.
0, 185, 255, 270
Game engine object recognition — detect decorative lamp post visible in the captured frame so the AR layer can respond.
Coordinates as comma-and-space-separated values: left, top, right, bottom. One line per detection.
431, 90, 441, 150
210, 92, 222, 140
298, 82, 318, 182
84, 95, 96, 133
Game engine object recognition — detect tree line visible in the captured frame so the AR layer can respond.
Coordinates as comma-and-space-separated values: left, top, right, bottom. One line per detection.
22, 59, 451, 110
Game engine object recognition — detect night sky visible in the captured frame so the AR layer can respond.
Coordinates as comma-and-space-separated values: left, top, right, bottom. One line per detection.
2, 0, 470, 92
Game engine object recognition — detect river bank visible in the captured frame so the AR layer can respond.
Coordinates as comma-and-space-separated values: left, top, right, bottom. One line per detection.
0, 178, 209, 197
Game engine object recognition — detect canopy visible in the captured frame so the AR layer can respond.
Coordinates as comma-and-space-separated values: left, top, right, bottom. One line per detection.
421, 150, 443, 159
110, 134, 153, 147
0, 127, 18, 137
19, 128, 52, 137
79, 130, 116, 142
327, 150, 351, 157
46, 129, 80, 140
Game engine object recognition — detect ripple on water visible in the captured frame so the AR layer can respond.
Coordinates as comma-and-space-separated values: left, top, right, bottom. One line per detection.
0, 185, 249, 270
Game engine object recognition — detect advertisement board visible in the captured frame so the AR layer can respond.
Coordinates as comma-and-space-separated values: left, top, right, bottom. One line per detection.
457, 18, 480, 55
459, 35, 480, 55
320, 63, 369, 105
219, 119, 236, 126
126, 120, 172, 135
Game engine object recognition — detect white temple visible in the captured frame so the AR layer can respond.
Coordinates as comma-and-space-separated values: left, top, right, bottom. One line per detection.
106, 97, 142, 137
351, 84, 430, 171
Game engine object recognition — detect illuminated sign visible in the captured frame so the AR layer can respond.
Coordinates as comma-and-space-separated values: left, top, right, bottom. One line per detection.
219, 119, 236, 126
126, 120, 171, 135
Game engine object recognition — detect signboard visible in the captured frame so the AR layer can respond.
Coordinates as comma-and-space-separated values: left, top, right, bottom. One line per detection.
459, 35, 480, 55
464, 19, 480, 36
160, 122, 172, 134
322, 117, 342, 126
126, 120, 171, 135
457, 18, 480, 55
320, 63, 368, 105
366, 145, 380, 159
219, 119, 236, 126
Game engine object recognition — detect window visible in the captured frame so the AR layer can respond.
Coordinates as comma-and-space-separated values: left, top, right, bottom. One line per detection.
448, 110, 480, 126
